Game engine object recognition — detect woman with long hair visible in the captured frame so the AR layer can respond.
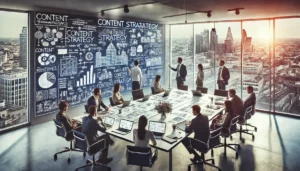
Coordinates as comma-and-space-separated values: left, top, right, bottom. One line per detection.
210, 100, 235, 130
153, 75, 165, 93
112, 83, 124, 105
133, 115, 157, 147
196, 64, 204, 87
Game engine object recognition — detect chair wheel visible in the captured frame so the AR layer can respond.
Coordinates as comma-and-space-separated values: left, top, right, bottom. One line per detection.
83, 152, 86, 157
252, 135, 255, 140
238, 145, 241, 151
255, 127, 257, 132
212, 160, 215, 165
230, 136, 233, 140
211, 150, 214, 157
188, 165, 191, 171
68, 158, 71, 164
54, 154, 57, 161
86, 160, 90, 164
235, 152, 239, 159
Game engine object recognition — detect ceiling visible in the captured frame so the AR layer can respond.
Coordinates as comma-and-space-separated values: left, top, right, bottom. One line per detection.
0, 0, 300, 24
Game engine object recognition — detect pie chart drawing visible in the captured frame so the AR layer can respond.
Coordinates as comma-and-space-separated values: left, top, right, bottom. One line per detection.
38, 72, 56, 89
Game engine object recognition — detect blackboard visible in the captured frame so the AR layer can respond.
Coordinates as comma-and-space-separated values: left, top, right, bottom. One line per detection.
34, 12, 164, 116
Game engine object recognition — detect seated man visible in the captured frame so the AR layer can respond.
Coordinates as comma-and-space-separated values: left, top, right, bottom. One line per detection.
56, 101, 79, 134
182, 105, 209, 162
244, 86, 256, 114
87, 88, 109, 113
228, 89, 244, 117
82, 106, 114, 164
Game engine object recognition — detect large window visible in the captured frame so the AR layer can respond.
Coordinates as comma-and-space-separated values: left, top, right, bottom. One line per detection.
0, 11, 28, 131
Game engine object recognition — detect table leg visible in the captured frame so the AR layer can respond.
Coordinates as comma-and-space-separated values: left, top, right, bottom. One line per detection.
169, 150, 172, 171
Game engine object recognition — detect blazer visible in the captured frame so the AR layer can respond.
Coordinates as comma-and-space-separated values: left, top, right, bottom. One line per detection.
171, 63, 187, 81
87, 95, 107, 112
153, 81, 163, 93
185, 113, 210, 143
221, 112, 235, 130
82, 115, 106, 144
218, 66, 230, 85
56, 112, 73, 132
244, 93, 256, 109
112, 92, 123, 105
231, 95, 244, 117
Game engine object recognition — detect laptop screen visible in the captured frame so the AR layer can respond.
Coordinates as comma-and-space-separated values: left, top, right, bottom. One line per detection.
148, 121, 166, 134
119, 119, 133, 130
104, 117, 114, 126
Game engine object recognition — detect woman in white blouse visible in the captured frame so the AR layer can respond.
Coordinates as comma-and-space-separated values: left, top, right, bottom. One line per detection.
153, 75, 165, 93
112, 83, 124, 105
133, 115, 157, 147
196, 64, 204, 87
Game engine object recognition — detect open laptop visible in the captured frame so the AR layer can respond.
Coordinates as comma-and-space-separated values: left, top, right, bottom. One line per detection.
138, 95, 150, 102
148, 121, 166, 139
175, 120, 186, 131
112, 119, 134, 135
162, 90, 171, 97
118, 100, 131, 108
103, 116, 115, 128
192, 90, 202, 96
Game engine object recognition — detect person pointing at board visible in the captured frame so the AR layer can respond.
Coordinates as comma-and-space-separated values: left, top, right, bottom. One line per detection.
128, 60, 142, 91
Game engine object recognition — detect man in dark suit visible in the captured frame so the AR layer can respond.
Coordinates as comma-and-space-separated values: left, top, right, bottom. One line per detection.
217, 60, 230, 90
182, 105, 210, 162
229, 89, 244, 117
82, 106, 114, 164
244, 86, 256, 115
87, 88, 109, 113
56, 101, 78, 132
169, 57, 187, 88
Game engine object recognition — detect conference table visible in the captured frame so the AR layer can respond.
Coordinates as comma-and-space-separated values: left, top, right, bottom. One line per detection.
74, 89, 226, 171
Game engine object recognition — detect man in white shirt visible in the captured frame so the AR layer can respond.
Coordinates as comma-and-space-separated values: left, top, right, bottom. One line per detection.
169, 57, 187, 88
128, 60, 142, 91
217, 60, 230, 90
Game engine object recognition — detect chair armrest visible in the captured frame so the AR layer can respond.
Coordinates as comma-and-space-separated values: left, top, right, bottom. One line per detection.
190, 138, 209, 148
210, 127, 222, 139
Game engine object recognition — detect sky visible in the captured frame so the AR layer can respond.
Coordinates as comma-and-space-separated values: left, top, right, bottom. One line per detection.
0, 11, 28, 38
171, 18, 300, 39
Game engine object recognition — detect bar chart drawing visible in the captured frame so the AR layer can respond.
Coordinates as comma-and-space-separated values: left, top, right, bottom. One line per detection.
60, 56, 78, 77
76, 65, 96, 87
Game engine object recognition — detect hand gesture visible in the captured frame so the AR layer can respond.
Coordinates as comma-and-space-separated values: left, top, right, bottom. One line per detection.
97, 116, 103, 121
105, 107, 109, 111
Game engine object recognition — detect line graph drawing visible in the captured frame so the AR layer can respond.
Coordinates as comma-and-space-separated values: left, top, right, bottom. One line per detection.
60, 56, 78, 77
38, 72, 56, 89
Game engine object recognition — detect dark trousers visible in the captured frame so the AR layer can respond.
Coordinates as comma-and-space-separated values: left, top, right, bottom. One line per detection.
176, 77, 184, 89
132, 81, 141, 91
182, 137, 201, 159
97, 134, 114, 160
217, 80, 226, 90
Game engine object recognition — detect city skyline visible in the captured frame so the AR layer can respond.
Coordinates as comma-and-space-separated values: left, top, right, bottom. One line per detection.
0, 11, 28, 38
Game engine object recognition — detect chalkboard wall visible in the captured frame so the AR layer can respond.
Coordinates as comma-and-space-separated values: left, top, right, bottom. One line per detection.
33, 12, 164, 116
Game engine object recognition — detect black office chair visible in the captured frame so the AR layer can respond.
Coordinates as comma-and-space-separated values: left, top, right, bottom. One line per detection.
211, 115, 241, 159
53, 119, 85, 163
84, 105, 89, 114
187, 136, 222, 171
126, 145, 158, 171
109, 97, 115, 106
214, 89, 228, 97
178, 84, 188, 91
238, 105, 257, 140
196, 87, 208, 94
73, 130, 111, 171
151, 87, 155, 94
132, 89, 144, 101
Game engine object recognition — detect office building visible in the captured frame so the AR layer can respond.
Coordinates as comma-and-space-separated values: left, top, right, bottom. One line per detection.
19, 27, 27, 68
210, 28, 218, 51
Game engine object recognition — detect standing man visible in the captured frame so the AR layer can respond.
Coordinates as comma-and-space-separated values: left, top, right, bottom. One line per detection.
169, 57, 187, 88
128, 60, 142, 91
217, 60, 230, 90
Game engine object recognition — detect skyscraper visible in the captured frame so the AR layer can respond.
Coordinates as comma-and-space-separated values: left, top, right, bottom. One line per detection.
242, 29, 252, 52
195, 34, 201, 53
210, 28, 218, 51
19, 27, 27, 68
225, 27, 234, 53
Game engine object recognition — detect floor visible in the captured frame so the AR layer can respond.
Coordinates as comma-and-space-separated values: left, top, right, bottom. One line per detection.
1, 89, 300, 171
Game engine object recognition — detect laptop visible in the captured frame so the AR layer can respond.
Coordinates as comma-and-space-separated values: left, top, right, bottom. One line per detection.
119, 100, 131, 108
112, 119, 134, 135
148, 121, 166, 139
103, 116, 115, 128
138, 95, 150, 102
192, 90, 202, 96
175, 121, 186, 131
162, 90, 171, 97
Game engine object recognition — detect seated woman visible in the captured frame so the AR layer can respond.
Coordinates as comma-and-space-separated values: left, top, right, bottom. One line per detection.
133, 115, 157, 147
153, 75, 165, 94
112, 83, 124, 105
210, 100, 235, 130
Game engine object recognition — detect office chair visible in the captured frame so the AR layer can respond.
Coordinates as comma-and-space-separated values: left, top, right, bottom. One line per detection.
126, 145, 158, 171
187, 136, 222, 171
73, 130, 111, 171
211, 115, 241, 159
178, 84, 188, 91
196, 87, 208, 94
53, 119, 85, 163
214, 89, 228, 97
238, 105, 257, 140
109, 97, 115, 106
84, 105, 89, 114
151, 87, 155, 94
132, 89, 144, 101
